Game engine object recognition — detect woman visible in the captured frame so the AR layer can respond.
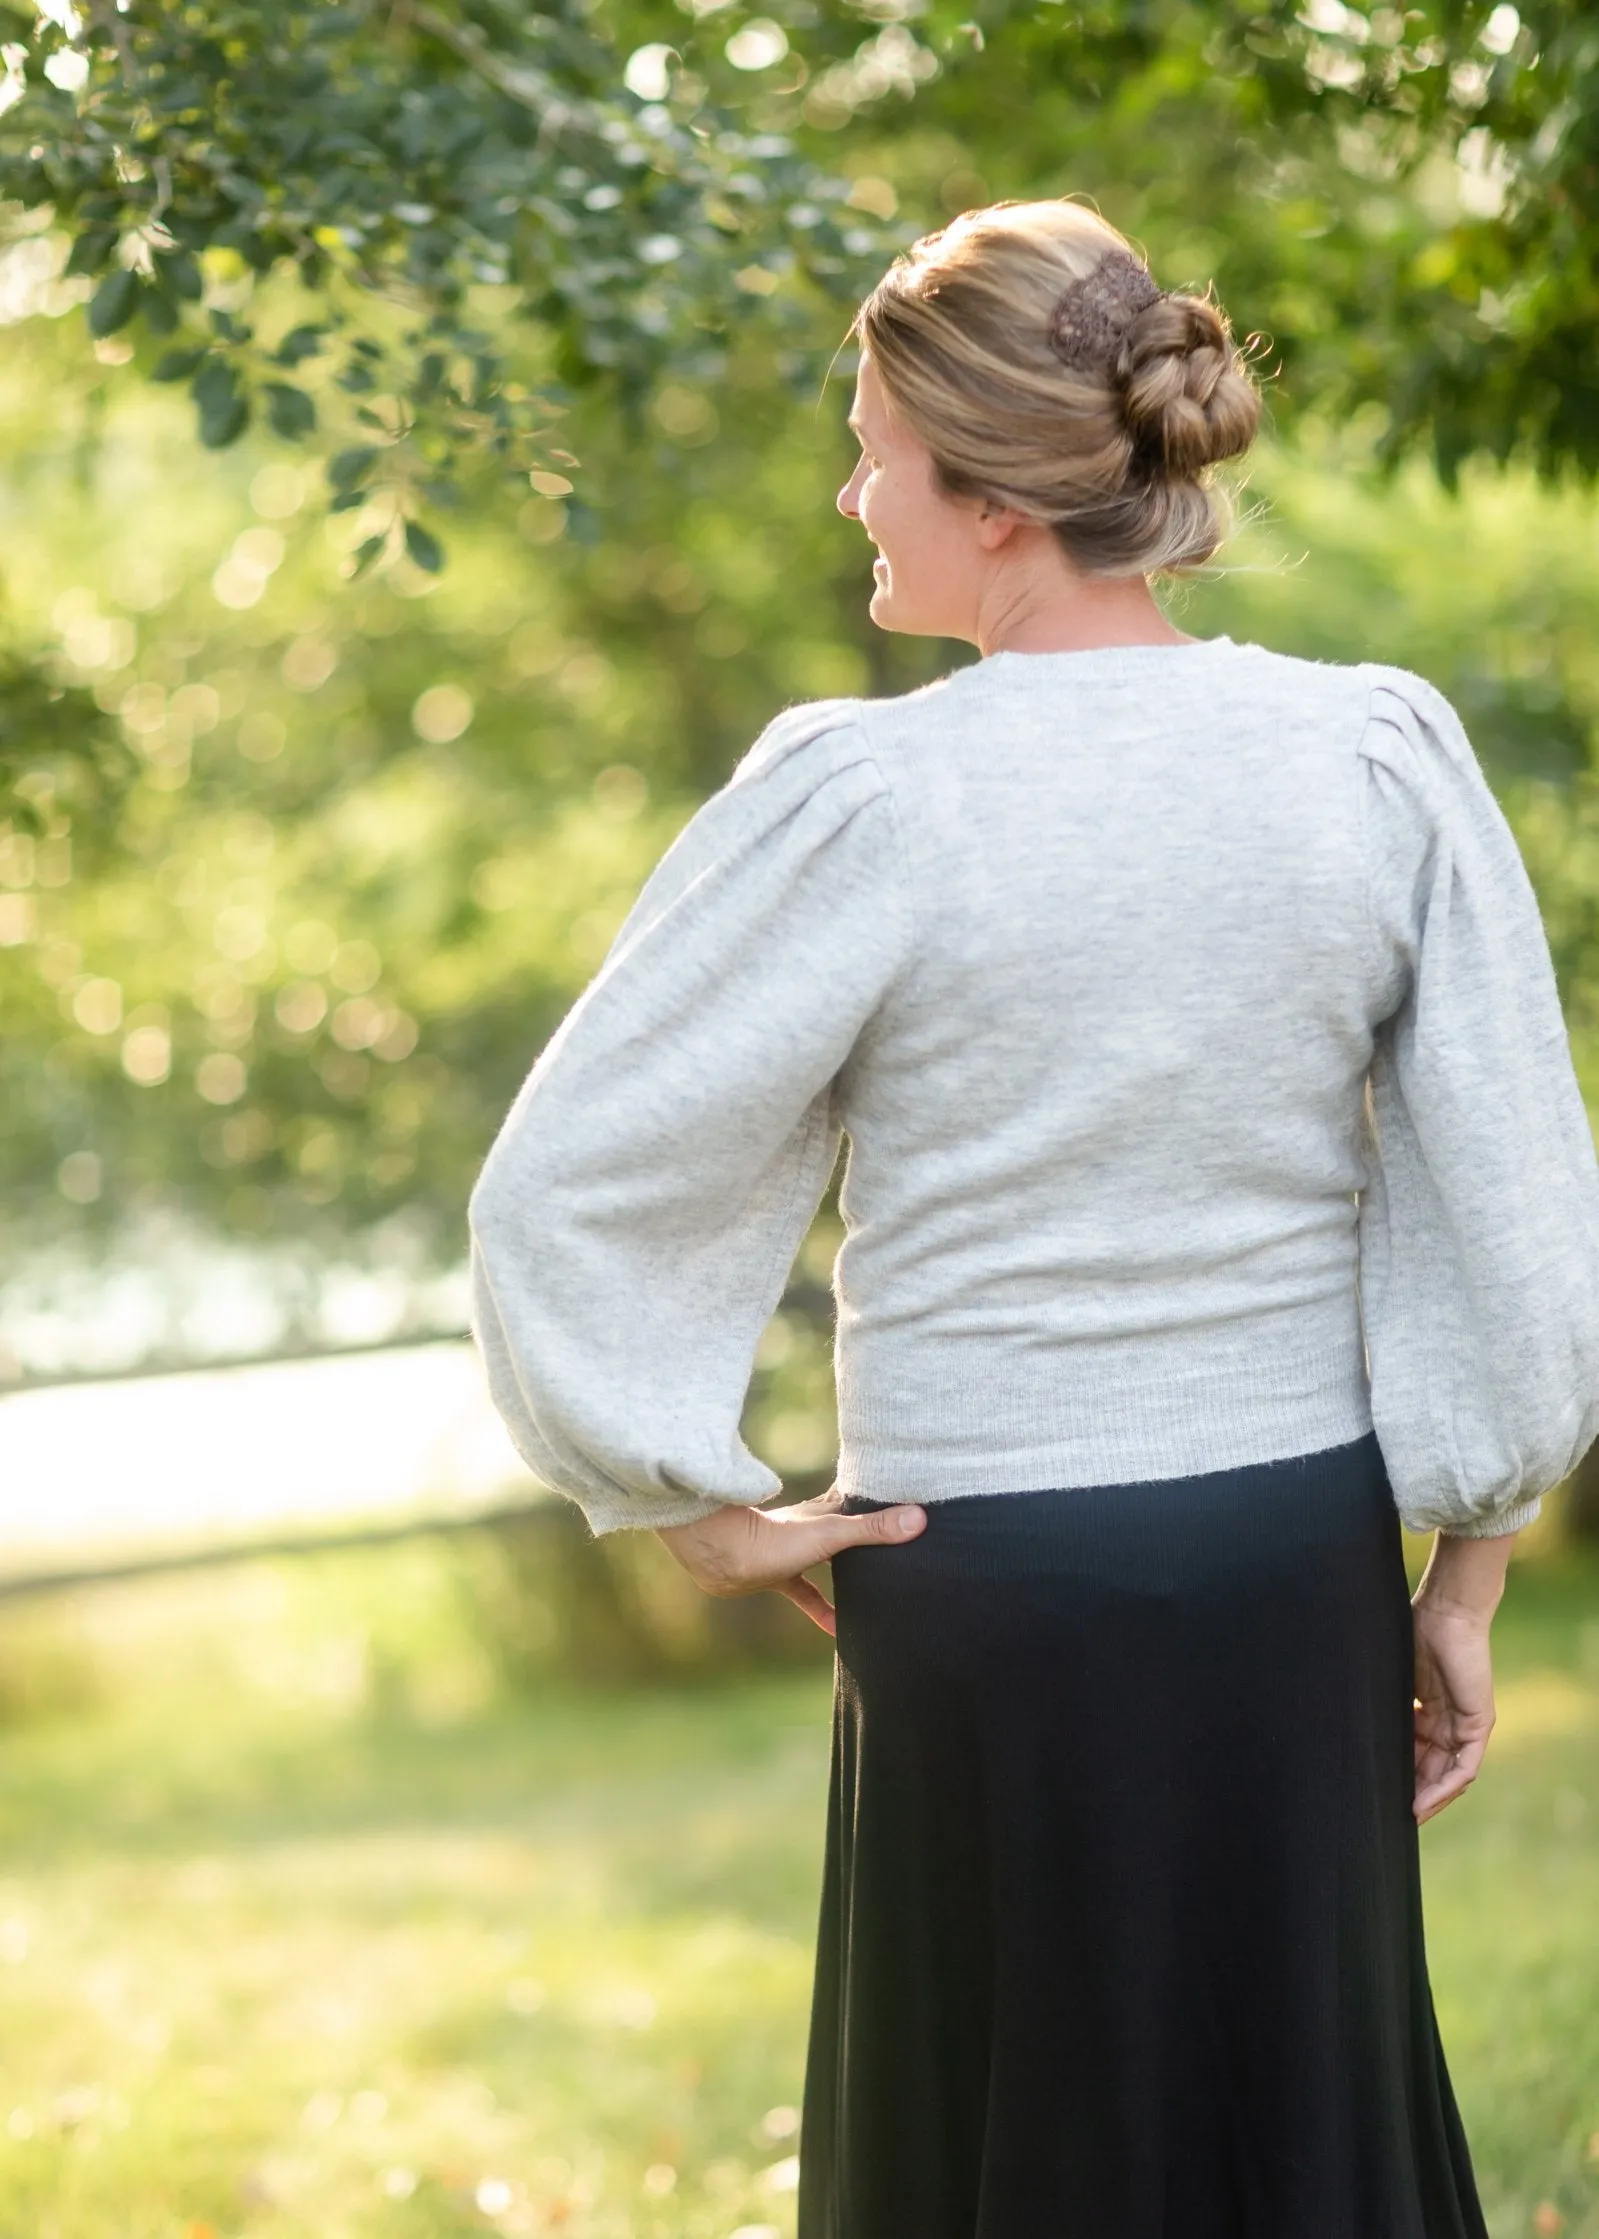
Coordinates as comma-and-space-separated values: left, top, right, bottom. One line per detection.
469, 200, 1599, 2237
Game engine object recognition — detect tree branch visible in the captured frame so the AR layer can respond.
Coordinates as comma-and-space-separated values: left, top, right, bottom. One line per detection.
379, 0, 577, 137
89, 0, 138, 91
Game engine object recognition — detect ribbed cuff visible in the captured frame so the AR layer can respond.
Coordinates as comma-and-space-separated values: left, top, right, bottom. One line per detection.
1438, 1495, 1543, 1541
579, 1487, 748, 1539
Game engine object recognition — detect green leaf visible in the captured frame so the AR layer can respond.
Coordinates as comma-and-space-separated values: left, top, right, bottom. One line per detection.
349, 532, 387, 577
161, 252, 203, 303
191, 359, 235, 417
264, 382, 317, 438
151, 346, 207, 383
87, 269, 141, 340
63, 227, 117, 279
198, 394, 251, 448
275, 324, 329, 368
403, 519, 444, 573
192, 359, 249, 448
328, 444, 378, 491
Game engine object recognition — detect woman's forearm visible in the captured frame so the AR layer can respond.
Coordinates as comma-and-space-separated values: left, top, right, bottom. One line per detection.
1413, 1528, 1516, 1622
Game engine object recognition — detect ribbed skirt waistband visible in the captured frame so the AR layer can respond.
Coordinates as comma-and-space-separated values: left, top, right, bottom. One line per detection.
837, 1430, 1395, 1586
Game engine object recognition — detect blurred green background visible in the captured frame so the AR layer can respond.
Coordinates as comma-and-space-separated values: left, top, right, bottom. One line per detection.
0, 0, 1598, 2233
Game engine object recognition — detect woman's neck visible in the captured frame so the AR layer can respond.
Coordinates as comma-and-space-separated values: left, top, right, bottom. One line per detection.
973, 542, 1191, 657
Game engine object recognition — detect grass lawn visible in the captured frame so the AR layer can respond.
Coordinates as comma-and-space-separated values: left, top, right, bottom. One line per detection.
0, 1537, 1592, 2238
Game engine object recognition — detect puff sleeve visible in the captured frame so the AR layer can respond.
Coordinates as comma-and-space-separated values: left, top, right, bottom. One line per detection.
1357, 669, 1599, 1537
467, 706, 913, 1537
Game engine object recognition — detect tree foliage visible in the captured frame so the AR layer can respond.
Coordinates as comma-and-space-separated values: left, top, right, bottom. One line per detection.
0, 651, 130, 837
0, 0, 891, 562
3, 0, 1599, 1447
895, 0, 1599, 486
0, 0, 1596, 539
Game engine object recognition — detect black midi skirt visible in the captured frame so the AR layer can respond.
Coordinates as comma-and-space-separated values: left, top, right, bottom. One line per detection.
797, 1432, 1489, 2239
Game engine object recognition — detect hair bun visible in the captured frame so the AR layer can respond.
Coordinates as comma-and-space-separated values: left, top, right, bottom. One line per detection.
854, 200, 1261, 575
1115, 293, 1260, 478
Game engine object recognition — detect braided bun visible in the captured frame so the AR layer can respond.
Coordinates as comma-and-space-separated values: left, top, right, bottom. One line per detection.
855, 200, 1262, 577
1117, 292, 1260, 477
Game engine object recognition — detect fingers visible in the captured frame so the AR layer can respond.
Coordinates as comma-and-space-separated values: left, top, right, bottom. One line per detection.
1412, 1662, 1495, 1828
1413, 1732, 1489, 1823
782, 1483, 845, 1518
767, 1508, 924, 1634
786, 1503, 927, 1567
776, 1574, 837, 1637
1415, 1768, 1472, 1823
658, 1495, 928, 1606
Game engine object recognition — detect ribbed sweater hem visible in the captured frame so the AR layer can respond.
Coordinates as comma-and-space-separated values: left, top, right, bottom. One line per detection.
834, 1328, 1375, 1503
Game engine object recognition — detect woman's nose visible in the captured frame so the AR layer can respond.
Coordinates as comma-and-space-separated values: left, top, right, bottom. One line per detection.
837, 463, 863, 519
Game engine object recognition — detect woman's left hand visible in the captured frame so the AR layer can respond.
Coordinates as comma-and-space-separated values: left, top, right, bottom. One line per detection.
1410, 1599, 1496, 1824
1410, 1527, 1514, 1824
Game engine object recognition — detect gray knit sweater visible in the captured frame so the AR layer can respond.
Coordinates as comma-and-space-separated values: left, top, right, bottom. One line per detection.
469, 638, 1599, 1539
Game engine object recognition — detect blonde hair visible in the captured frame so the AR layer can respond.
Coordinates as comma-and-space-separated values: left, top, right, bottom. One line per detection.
854, 200, 1261, 577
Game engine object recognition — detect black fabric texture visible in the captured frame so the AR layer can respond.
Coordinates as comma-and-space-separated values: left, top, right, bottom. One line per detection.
797, 1432, 1489, 2239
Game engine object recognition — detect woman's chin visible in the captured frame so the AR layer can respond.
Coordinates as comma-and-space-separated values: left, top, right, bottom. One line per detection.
868, 583, 927, 637
868, 579, 904, 631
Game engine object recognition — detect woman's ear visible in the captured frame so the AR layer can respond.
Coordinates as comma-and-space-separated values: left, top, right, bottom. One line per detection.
974, 503, 1024, 552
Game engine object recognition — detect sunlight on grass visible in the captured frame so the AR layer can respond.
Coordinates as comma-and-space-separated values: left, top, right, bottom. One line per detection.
0, 1541, 1592, 2236
1422, 1560, 1599, 2239
0, 1678, 830, 2237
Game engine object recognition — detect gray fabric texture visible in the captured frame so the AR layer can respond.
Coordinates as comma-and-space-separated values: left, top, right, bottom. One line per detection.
469, 637, 1599, 1538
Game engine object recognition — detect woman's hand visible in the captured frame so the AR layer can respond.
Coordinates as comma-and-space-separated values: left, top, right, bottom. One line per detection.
1410, 1528, 1514, 1824
655, 1489, 927, 1637
1411, 1601, 1495, 1823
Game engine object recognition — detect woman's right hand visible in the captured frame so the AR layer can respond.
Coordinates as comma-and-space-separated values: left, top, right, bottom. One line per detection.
654, 1489, 927, 1637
